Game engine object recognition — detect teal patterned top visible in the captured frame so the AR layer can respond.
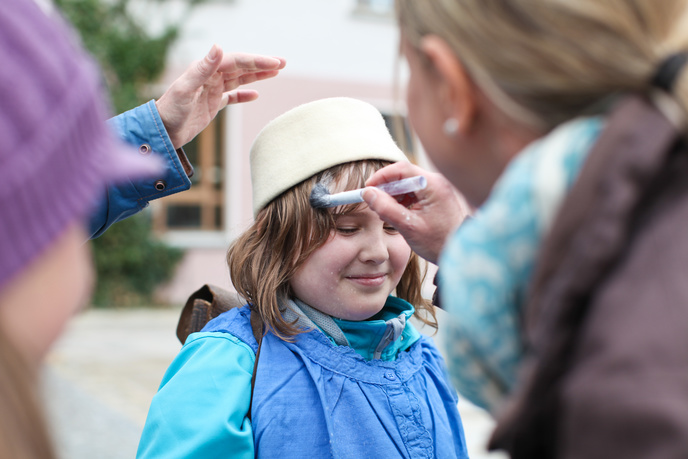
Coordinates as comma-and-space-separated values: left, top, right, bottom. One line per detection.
439, 117, 604, 412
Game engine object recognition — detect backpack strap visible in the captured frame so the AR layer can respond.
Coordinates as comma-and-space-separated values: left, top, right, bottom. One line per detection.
177, 284, 247, 344
177, 284, 264, 421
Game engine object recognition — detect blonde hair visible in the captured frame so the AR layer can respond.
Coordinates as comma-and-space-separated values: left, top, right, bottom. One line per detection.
0, 331, 56, 459
228, 160, 435, 339
396, 0, 688, 130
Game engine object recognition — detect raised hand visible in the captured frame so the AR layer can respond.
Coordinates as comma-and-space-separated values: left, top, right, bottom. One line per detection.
156, 44, 286, 149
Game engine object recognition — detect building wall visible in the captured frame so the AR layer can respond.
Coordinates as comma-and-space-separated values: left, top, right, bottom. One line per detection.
151, 0, 400, 85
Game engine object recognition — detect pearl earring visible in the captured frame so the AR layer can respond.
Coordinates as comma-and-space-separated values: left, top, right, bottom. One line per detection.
443, 118, 460, 136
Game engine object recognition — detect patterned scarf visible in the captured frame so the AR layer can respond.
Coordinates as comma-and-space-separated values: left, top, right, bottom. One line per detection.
439, 117, 603, 412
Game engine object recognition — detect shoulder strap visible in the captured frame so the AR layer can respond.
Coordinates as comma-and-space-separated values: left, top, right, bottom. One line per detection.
177, 284, 264, 421
177, 284, 248, 344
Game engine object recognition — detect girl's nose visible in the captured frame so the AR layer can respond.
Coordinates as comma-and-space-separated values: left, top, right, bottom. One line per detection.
359, 229, 389, 264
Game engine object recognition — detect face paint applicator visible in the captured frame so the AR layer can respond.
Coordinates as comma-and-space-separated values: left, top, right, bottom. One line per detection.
309, 175, 427, 209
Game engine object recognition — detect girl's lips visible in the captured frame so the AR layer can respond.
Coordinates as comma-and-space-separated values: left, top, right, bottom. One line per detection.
346, 273, 387, 287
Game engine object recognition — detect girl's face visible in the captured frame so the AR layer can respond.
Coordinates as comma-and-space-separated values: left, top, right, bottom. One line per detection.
290, 205, 412, 321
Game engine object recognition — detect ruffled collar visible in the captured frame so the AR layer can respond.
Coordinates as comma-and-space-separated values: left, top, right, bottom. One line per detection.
285, 296, 420, 361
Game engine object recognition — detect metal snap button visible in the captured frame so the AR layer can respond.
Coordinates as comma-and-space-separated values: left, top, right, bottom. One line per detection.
154, 180, 166, 191
139, 143, 152, 155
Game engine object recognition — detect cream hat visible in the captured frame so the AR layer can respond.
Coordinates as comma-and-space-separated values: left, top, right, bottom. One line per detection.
250, 97, 408, 216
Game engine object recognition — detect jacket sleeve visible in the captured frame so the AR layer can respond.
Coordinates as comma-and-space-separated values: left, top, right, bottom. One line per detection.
88, 100, 192, 238
136, 332, 255, 459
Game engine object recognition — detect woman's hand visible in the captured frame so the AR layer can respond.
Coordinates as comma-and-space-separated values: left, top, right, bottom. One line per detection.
362, 161, 470, 264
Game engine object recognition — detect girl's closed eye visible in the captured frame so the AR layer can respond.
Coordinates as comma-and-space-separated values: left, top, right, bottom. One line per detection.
336, 225, 359, 235
334, 214, 363, 235
384, 224, 399, 234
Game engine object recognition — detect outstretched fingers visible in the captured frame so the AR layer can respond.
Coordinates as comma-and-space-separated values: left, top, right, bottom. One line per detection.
177, 44, 225, 93
218, 53, 285, 74
222, 69, 281, 92
222, 89, 260, 108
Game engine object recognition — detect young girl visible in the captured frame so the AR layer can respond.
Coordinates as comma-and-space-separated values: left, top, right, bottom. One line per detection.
136, 98, 469, 459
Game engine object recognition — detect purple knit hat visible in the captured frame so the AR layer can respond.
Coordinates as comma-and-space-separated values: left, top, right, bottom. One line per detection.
0, 0, 161, 289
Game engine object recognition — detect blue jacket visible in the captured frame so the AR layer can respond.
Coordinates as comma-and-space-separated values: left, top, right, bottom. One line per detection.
90, 100, 192, 238
137, 297, 468, 458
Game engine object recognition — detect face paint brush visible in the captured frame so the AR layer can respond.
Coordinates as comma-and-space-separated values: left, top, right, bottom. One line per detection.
309, 175, 427, 209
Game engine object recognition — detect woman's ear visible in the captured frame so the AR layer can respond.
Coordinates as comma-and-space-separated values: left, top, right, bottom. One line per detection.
420, 35, 477, 136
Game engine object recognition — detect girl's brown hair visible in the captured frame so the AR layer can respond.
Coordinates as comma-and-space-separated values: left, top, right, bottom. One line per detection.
228, 160, 436, 339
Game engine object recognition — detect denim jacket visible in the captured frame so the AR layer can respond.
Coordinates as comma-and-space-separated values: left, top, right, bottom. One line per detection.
89, 100, 192, 238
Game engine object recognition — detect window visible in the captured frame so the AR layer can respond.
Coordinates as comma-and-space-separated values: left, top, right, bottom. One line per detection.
153, 111, 225, 232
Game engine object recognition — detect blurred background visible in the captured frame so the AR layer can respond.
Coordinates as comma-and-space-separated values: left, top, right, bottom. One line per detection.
44, 0, 505, 457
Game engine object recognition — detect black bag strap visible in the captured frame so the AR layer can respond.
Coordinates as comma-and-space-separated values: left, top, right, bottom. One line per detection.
177, 284, 264, 421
